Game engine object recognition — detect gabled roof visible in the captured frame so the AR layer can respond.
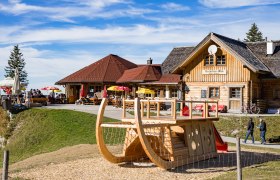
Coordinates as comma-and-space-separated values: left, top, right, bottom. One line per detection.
246, 41, 280, 78
161, 47, 194, 74
56, 54, 137, 84
172, 32, 271, 74
117, 65, 162, 83
212, 33, 269, 72
140, 74, 181, 85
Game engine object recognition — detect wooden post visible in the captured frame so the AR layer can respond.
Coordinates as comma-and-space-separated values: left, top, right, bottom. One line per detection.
173, 99, 177, 120
147, 100, 150, 119
189, 101, 193, 119
180, 101, 183, 116
215, 101, 219, 118
157, 102, 160, 117
205, 101, 208, 118
2, 150, 9, 180
236, 137, 242, 180
141, 101, 144, 118
203, 101, 206, 118
122, 99, 126, 118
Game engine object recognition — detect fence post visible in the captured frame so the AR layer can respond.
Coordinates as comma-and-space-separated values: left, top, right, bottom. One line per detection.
2, 150, 9, 180
236, 137, 242, 180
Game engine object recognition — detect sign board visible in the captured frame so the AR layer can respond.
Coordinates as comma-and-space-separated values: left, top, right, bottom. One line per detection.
202, 69, 226, 75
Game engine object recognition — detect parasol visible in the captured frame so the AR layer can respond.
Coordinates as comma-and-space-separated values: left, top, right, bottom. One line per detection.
103, 85, 107, 98
136, 88, 155, 94
80, 84, 85, 98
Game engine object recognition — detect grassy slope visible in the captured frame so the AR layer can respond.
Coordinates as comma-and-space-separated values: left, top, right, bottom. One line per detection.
214, 116, 280, 180
214, 161, 280, 180
214, 115, 280, 141
3, 108, 118, 163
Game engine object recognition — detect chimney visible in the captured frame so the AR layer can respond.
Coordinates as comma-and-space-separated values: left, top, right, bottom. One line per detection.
267, 41, 275, 55
147, 57, 153, 65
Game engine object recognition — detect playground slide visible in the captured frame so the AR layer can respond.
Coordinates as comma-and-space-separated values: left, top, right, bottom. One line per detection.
213, 124, 228, 152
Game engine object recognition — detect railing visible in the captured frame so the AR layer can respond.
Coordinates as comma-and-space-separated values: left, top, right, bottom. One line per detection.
122, 99, 219, 120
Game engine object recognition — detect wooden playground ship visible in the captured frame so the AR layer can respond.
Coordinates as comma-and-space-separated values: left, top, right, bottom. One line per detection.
96, 98, 227, 169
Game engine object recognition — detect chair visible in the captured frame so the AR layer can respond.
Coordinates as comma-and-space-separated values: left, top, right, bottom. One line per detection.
182, 106, 189, 116
193, 104, 203, 112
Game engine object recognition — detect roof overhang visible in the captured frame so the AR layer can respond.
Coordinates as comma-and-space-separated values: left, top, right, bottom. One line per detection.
172, 33, 269, 74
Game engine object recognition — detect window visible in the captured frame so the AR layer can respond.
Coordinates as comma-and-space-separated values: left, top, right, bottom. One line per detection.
216, 55, 226, 65
274, 88, 280, 99
230, 88, 241, 98
171, 89, 178, 98
209, 87, 219, 98
95, 86, 102, 92
156, 90, 161, 97
204, 56, 214, 66
201, 90, 207, 98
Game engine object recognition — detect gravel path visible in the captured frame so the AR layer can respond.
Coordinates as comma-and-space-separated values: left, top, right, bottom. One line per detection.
9, 144, 227, 180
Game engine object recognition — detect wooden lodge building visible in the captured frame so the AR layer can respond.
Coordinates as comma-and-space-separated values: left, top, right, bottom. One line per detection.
56, 32, 280, 112
163, 33, 280, 112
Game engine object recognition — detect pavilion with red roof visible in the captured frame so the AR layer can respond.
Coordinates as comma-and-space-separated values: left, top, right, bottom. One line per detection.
56, 55, 181, 103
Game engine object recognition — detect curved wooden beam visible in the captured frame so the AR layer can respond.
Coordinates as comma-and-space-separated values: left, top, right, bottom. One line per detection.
135, 98, 175, 169
96, 98, 131, 163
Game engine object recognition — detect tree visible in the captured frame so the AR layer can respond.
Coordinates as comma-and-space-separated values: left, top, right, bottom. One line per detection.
244, 23, 265, 42
4, 45, 28, 84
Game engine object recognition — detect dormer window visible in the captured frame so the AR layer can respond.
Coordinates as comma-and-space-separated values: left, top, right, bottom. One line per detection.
216, 55, 226, 65
204, 56, 214, 66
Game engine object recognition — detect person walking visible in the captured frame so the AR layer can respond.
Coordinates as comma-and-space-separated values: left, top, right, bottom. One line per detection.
258, 118, 267, 144
243, 117, 255, 144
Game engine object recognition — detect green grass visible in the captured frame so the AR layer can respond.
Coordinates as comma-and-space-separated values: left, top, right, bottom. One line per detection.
214, 161, 280, 180
214, 116, 280, 180
2, 108, 120, 163
214, 115, 280, 141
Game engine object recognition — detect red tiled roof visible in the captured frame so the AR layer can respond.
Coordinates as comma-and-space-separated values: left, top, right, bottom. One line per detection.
140, 74, 181, 85
117, 65, 162, 83
56, 54, 137, 84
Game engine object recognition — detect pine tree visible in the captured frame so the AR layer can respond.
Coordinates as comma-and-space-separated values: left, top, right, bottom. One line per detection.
244, 23, 265, 42
4, 45, 28, 84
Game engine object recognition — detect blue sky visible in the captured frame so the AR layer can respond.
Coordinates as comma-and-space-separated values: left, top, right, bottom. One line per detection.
0, 0, 280, 90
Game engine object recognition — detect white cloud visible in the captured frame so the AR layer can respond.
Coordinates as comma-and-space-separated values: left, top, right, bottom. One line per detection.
0, 0, 151, 22
0, 45, 97, 89
160, 3, 190, 11
0, 25, 206, 45
199, 0, 280, 8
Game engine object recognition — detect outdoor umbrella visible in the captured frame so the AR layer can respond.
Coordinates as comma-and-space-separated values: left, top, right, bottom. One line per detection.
116, 86, 130, 91
0, 77, 14, 87
41, 86, 60, 91
103, 85, 107, 98
0, 86, 12, 95
136, 88, 155, 94
107, 86, 121, 91
41, 86, 60, 98
107, 86, 124, 97
12, 68, 21, 95
80, 84, 85, 98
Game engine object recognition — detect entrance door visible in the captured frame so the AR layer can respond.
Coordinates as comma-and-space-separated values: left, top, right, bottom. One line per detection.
229, 87, 242, 111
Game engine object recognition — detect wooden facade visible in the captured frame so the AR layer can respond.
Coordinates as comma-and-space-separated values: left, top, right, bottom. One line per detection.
174, 38, 280, 112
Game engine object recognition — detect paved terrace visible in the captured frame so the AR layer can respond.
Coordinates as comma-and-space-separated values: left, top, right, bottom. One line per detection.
41, 104, 280, 149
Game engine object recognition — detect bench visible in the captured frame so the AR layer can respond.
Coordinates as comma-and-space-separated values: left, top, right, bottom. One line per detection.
30, 97, 48, 106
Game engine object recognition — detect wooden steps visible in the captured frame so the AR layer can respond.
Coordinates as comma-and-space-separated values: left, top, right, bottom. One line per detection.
171, 132, 189, 158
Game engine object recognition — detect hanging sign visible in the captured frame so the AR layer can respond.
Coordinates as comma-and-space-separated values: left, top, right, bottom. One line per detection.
202, 69, 226, 75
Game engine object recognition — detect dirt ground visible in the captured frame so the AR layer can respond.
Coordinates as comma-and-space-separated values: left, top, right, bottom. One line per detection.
9, 144, 233, 180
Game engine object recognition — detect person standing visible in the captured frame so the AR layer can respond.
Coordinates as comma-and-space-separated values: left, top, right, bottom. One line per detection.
243, 117, 255, 144
259, 119, 267, 144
